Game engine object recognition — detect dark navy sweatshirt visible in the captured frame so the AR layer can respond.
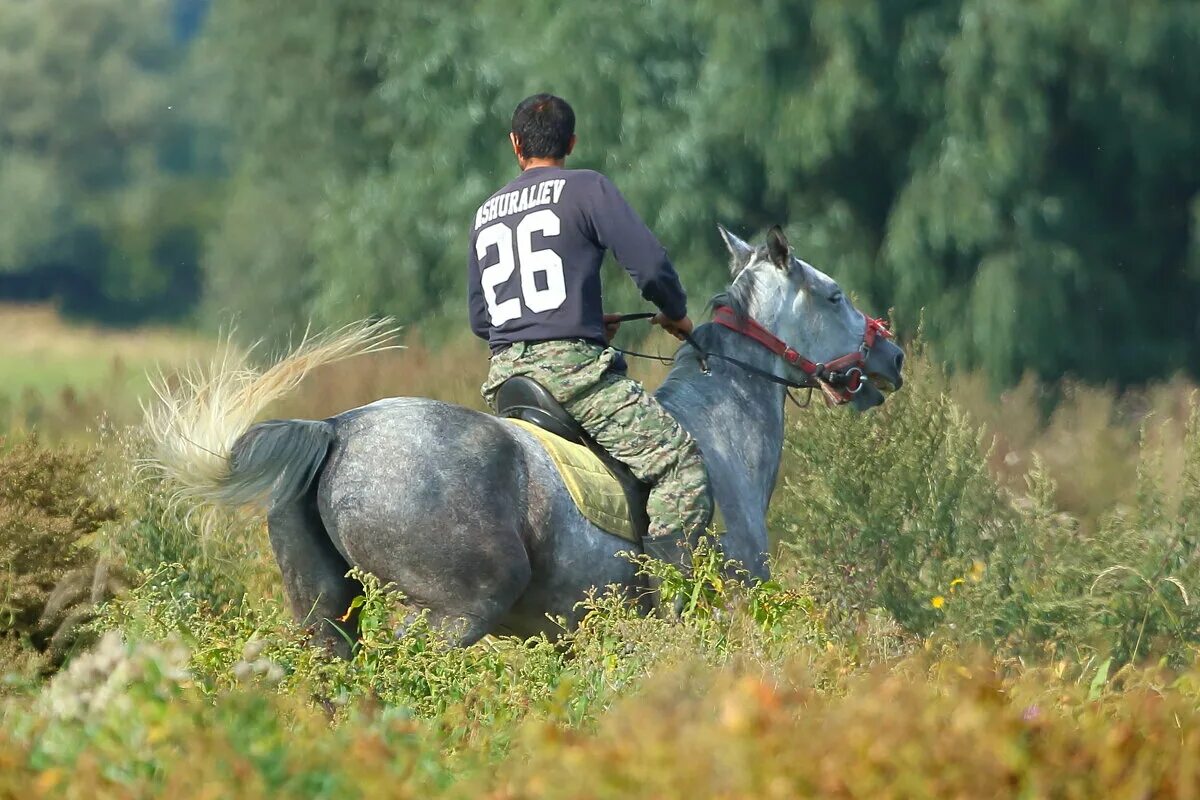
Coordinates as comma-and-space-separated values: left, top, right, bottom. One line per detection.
467, 166, 687, 352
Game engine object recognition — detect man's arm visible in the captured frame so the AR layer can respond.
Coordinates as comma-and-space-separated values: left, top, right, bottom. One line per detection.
587, 174, 688, 322
467, 241, 490, 340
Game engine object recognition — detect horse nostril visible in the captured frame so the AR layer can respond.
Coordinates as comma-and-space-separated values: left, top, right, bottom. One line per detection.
894, 352, 905, 373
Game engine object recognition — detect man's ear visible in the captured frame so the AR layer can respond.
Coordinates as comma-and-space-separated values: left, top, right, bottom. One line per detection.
717, 224, 755, 276
565, 134, 577, 157
766, 225, 791, 271
509, 132, 522, 159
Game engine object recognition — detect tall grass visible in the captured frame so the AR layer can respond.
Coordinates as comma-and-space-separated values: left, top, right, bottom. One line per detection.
3, 551, 1199, 798
0, 305, 212, 441
2, 316, 1200, 795
774, 339, 1199, 666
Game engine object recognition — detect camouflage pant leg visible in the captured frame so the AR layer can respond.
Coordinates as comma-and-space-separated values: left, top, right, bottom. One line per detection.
482, 340, 712, 541
565, 372, 711, 541
482, 340, 618, 409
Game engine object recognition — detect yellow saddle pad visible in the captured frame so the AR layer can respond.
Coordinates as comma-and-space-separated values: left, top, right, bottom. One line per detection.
505, 418, 722, 543
507, 418, 638, 541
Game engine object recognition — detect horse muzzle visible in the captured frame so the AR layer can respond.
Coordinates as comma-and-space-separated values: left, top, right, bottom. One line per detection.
850, 381, 886, 411
865, 338, 905, 393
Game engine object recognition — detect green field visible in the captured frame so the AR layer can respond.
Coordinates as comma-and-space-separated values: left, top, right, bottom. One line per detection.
0, 305, 213, 438
5, 0, 1200, 792
2, 313, 1200, 797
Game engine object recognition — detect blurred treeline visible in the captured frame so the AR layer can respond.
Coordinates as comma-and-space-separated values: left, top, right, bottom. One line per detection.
3, 0, 1199, 387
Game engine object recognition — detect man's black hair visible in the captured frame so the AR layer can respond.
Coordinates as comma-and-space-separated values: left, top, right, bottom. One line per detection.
511, 94, 575, 159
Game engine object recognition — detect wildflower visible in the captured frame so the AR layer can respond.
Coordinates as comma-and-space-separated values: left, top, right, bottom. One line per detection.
241, 636, 267, 662
232, 660, 255, 683
40, 632, 191, 721
931, 596, 945, 609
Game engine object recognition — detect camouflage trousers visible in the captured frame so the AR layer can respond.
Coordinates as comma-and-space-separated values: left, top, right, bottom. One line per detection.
482, 340, 711, 542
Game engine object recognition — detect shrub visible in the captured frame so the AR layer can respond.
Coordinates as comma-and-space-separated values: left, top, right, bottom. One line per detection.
479, 656, 1200, 799
774, 344, 1200, 665
1081, 403, 1200, 664
6, 590, 1200, 798
97, 552, 823, 729
0, 436, 120, 665
90, 427, 279, 612
774, 343, 1020, 633
6, 630, 459, 799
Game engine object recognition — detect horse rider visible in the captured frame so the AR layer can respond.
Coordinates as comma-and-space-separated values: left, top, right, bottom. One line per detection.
467, 93, 712, 610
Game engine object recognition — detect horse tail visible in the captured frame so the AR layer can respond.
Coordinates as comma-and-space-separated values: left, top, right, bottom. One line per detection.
144, 319, 399, 525
220, 418, 336, 507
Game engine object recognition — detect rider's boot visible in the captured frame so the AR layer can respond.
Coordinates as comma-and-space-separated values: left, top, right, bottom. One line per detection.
642, 530, 691, 617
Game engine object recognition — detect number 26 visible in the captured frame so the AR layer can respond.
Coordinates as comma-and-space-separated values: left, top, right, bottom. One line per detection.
477, 210, 567, 325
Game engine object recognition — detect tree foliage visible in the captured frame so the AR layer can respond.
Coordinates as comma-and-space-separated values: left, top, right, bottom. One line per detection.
0, 0, 219, 322
7, 0, 1199, 384
199, 0, 1200, 385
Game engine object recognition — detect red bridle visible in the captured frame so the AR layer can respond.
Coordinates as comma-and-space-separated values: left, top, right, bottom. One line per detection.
712, 305, 892, 405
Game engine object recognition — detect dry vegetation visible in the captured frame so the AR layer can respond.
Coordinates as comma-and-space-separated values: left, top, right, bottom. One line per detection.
0, 305, 211, 440
1, 313, 1199, 797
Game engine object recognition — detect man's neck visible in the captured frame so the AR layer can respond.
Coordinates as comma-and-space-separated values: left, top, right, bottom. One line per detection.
521, 157, 565, 171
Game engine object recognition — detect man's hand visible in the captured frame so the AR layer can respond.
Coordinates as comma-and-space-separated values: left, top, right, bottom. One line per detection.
603, 313, 623, 343
651, 312, 694, 342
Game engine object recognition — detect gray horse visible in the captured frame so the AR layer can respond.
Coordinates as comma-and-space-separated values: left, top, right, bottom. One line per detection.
147, 225, 904, 650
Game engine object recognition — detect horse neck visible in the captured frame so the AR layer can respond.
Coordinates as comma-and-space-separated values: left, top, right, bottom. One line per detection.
654, 323, 788, 520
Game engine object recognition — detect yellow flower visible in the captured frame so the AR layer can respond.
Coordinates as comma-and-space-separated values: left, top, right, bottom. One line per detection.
970, 560, 986, 583
931, 595, 945, 609
949, 577, 965, 592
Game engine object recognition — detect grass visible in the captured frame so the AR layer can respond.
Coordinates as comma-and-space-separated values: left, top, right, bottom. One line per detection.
0, 305, 210, 395
1, 310, 1200, 796
0, 305, 211, 440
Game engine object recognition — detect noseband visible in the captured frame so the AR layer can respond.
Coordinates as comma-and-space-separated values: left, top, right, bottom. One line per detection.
712, 305, 892, 406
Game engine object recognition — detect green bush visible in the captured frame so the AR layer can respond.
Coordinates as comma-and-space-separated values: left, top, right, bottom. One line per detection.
9, 631, 456, 799
774, 344, 1199, 665
0, 430, 278, 676
3, 570, 1199, 798
775, 344, 1015, 633
475, 655, 1200, 799
97, 550, 822, 730
91, 428, 278, 612
0, 437, 119, 665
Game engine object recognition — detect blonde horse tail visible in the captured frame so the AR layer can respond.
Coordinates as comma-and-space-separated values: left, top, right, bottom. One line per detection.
143, 319, 400, 525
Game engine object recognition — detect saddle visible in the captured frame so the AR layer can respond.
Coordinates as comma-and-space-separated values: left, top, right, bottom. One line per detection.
496, 377, 651, 541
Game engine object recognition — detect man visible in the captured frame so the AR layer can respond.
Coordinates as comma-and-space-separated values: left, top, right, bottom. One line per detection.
467, 93, 711, 608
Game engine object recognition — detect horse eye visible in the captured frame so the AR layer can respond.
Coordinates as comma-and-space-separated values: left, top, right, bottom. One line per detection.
828, 293, 842, 304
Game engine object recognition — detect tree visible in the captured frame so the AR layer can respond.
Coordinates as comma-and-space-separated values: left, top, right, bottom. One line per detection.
200, 0, 1200, 386
0, 0, 218, 322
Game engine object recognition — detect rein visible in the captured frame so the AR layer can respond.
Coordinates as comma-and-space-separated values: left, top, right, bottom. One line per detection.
609, 306, 892, 408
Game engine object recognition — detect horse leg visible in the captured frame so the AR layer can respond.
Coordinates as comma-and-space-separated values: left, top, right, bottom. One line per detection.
319, 405, 536, 648
384, 526, 533, 648
326, 511, 533, 648
266, 488, 361, 658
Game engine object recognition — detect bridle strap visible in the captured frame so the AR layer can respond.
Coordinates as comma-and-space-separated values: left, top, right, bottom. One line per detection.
710, 304, 892, 405
711, 306, 822, 377
607, 312, 712, 373
609, 306, 892, 407
609, 313, 814, 391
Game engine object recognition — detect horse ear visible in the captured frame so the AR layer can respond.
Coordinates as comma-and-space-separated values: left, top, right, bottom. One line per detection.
766, 225, 791, 271
717, 224, 755, 275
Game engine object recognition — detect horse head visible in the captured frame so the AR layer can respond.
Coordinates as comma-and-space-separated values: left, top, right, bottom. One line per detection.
716, 224, 905, 410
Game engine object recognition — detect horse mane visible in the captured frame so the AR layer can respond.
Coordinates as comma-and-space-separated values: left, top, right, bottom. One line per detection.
709, 256, 767, 322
